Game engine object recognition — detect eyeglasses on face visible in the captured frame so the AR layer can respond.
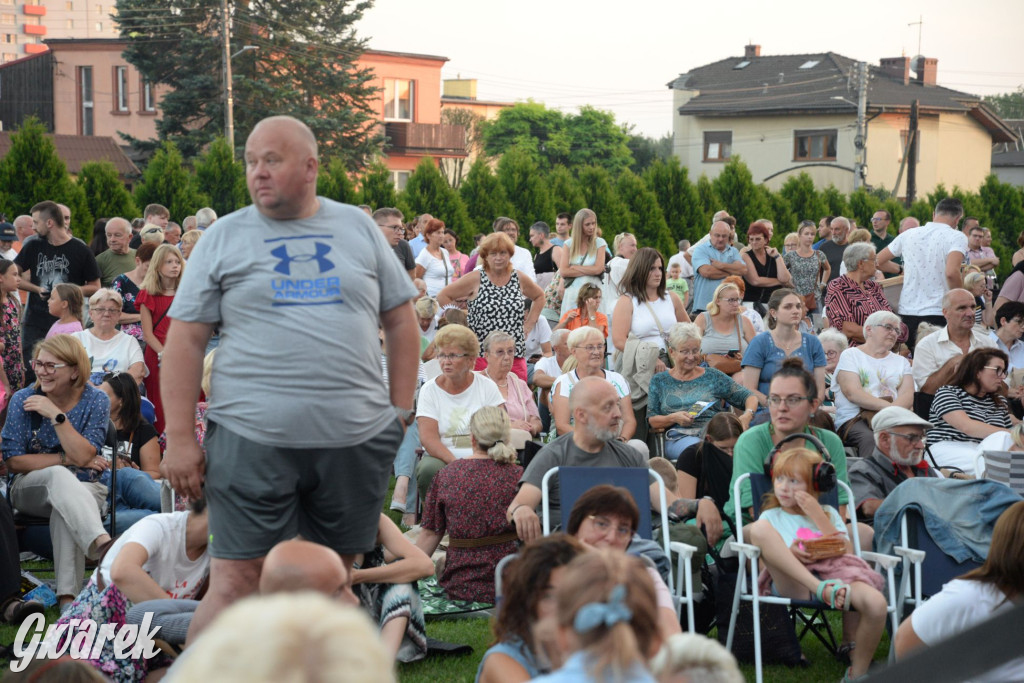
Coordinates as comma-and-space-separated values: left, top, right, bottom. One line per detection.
873, 323, 898, 334
437, 353, 470, 361
673, 348, 701, 357
587, 515, 633, 539
576, 345, 605, 354
31, 360, 67, 373
983, 365, 1007, 378
888, 431, 926, 444
767, 395, 810, 407
720, 297, 742, 304
91, 307, 121, 316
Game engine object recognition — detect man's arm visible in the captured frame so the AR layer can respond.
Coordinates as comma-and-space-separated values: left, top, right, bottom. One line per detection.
876, 246, 895, 268
380, 301, 418, 412
945, 251, 964, 290
696, 264, 729, 280
16, 269, 45, 296
160, 319, 215, 500
920, 355, 961, 395
714, 259, 748, 276
507, 482, 543, 542
80, 278, 101, 298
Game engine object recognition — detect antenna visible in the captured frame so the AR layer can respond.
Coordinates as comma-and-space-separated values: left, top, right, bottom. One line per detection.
908, 15, 923, 56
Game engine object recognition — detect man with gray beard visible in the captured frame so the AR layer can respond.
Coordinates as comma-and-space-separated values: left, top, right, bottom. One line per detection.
848, 406, 939, 525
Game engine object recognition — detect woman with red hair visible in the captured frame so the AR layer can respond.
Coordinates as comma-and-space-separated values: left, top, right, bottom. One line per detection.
742, 221, 791, 314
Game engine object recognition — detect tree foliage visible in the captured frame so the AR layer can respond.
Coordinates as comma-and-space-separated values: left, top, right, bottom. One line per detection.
778, 173, 827, 225
78, 162, 139, 222
133, 141, 208, 224
316, 157, 361, 205
496, 147, 552, 239
984, 86, 1024, 119
439, 107, 484, 189
627, 132, 673, 174
643, 159, 704, 244
546, 165, 586, 219
193, 137, 248, 216
577, 166, 629, 237
821, 185, 848, 218
616, 170, 673, 257
695, 175, 720, 233
401, 158, 472, 244
0, 117, 92, 240
712, 158, 770, 236
459, 159, 513, 234
359, 160, 399, 212
116, 0, 383, 165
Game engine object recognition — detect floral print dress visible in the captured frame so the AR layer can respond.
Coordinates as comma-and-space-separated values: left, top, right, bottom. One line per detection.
1, 294, 24, 394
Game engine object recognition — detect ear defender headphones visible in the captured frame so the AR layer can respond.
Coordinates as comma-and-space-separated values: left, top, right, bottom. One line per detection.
763, 432, 836, 493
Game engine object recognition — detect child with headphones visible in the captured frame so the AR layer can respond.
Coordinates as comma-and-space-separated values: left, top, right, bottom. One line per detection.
748, 447, 889, 682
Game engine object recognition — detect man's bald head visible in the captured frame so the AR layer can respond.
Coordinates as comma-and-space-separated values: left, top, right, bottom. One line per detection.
250, 116, 318, 158
13, 215, 33, 241
245, 116, 320, 220
259, 539, 356, 605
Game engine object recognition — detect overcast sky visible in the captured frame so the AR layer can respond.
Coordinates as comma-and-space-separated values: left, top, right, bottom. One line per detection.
356, 0, 1024, 138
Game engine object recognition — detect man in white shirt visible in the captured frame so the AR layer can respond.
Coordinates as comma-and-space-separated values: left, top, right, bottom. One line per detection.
408, 213, 430, 258
878, 197, 968, 349
533, 328, 571, 433
667, 239, 693, 279
912, 289, 995, 394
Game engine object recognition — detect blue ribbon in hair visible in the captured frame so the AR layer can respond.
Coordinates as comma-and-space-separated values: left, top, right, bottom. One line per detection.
573, 584, 633, 634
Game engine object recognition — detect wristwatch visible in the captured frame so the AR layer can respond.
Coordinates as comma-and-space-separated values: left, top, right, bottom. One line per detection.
51, 413, 67, 426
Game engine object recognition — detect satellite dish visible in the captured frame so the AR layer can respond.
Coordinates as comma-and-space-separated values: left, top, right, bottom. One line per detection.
910, 55, 925, 74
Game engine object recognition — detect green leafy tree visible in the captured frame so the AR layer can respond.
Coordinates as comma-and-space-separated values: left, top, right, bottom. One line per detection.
576, 165, 629, 237
979, 175, 1024, 279
401, 158, 472, 244
546, 165, 585, 219
193, 137, 248, 216
459, 159, 513, 234
926, 184, 986, 224
316, 157, 361, 205
0, 117, 92, 240
763, 189, 794, 247
984, 86, 1024, 119
563, 106, 633, 176
821, 185, 848, 218
616, 170, 673, 257
907, 199, 933, 225
695, 174, 720, 230
116, 0, 382, 164
627, 132, 673, 174
847, 189, 882, 227
133, 141, 209, 224
643, 159, 704, 244
359, 160, 399, 212
480, 101, 569, 170
711, 158, 770, 234
78, 162, 139, 223
779, 173, 827, 224
496, 147, 553, 239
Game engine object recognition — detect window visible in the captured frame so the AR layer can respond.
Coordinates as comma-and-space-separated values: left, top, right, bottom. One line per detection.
798, 60, 820, 69
703, 131, 732, 162
733, 60, 750, 69
391, 170, 410, 191
383, 78, 413, 121
794, 129, 837, 161
65, 1, 72, 9
0, 13, 13, 24
115, 65, 128, 111
2, 33, 13, 42
901, 129, 925, 160
95, 21, 102, 31
142, 78, 154, 111
1, 52, 12, 63
79, 66, 93, 135
66, 19, 73, 28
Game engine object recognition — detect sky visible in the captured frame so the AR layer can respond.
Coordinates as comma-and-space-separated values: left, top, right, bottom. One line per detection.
356, 0, 1024, 138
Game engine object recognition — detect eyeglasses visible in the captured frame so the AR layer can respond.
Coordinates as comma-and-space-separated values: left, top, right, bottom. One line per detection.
91, 307, 120, 316
489, 349, 515, 357
824, 350, 839, 357
721, 297, 742, 304
587, 515, 634, 539
576, 345, 605, 354
888, 431, 926, 444
379, 224, 403, 232
437, 353, 470, 361
673, 348, 702, 357
870, 217, 886, 222
31, 360, 67, 374
873, 323, 899, 334
983, 365, 1008, 377
767, 395, 810, 407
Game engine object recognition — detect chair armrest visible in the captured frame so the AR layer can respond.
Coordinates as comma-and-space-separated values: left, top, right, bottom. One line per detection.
891, 546, 926, 564
669, 541, 699, 561
729, 541, 761, 561
861, 551, 901, 570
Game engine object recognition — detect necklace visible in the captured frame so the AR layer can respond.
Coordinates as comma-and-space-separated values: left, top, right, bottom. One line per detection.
774, 330, 802, 353
486, 368, 507, 388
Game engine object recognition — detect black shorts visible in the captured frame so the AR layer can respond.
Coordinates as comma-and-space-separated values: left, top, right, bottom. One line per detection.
204, 419, 402, 559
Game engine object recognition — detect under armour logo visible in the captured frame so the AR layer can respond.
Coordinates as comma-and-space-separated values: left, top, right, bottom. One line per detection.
271, 242, 335, 275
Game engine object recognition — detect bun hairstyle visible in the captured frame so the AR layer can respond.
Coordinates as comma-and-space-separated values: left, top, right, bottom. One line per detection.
555, 550, 659, 678
770, 356, 818, 401
469, 406, 517, 464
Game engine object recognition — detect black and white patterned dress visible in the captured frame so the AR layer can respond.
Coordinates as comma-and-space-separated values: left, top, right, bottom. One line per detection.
469, 270, 525, 358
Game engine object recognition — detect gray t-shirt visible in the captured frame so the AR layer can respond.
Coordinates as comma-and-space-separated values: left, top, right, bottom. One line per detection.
520, 433, 647, 521
170, 198, 417, 448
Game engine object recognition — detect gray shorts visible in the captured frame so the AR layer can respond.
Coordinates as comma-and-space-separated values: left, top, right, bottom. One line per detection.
204, 419, 402, 559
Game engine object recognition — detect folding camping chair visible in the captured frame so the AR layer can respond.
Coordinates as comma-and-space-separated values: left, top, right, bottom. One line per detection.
539, 466, 701, 633
725, 472, 901, 683
974, 450, 1024, 496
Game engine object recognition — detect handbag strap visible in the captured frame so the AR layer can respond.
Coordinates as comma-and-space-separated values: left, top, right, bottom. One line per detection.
734, 314, 742, 352
642, 298, 667, 338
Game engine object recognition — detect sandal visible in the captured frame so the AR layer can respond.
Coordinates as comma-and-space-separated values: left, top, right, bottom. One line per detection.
840, 666, 868, 682
835, 641, 855, 665
1, 597, 43, 625
815, 578, 852, 611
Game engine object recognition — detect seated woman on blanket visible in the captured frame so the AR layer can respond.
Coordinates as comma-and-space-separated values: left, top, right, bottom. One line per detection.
49, 498, 209, 682
476, 534, 585, 683
352, 513, 435, 663
416, 406, 522, 604
746, 448, 887, 682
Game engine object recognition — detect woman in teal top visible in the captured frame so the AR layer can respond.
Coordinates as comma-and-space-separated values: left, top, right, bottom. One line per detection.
558, 209, 608, 319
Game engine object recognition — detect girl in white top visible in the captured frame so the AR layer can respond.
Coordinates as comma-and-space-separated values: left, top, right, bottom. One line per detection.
612, 247, 689, 356
603, 232, 637, 316
414, 219, 454, 297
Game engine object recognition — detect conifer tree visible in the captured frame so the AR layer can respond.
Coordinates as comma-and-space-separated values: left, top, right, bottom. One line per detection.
134, 141, 208, 223
459, 159, 513, 234
402, 158, 472, 244
615, 170, 673, 257
78, 162, 139, 223
193, 137, 248, 216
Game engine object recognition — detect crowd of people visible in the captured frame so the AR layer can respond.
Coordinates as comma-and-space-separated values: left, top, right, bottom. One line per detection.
0, 115, 1020, 682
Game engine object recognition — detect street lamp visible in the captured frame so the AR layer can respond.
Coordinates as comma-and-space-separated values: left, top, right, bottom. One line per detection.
222, 19, 259, 157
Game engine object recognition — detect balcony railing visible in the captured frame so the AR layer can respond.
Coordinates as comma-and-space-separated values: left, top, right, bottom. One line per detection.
384, 122, 467, 158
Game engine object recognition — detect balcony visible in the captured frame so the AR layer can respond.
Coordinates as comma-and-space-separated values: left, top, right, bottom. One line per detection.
23, 23, 45, 35
22, 4, 46, 15
384, 122, 467, 158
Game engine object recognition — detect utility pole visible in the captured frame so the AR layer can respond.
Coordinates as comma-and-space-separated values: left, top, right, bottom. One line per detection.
221, 0, 234, 157
906, 99, 919, 208
853, 61, 868, 191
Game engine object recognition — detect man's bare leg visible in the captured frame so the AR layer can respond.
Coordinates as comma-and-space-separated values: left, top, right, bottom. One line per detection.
185, 557, 264, 645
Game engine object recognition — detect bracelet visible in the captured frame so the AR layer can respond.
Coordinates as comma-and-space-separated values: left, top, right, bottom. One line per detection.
59, 452, 66, 466
508, 504, 526, 523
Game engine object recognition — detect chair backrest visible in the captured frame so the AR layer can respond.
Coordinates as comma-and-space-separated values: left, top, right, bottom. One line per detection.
543, 466, 655, 539
978, 451, 1024, 496
748, 472, 840, 520
902, 507, 983, 598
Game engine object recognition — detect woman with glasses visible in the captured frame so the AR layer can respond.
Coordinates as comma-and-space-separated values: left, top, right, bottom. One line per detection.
565, 485, 682, 642
1, 335, 113, 608
741, 288, 827, 419
817, 328, 849, 419
72, 289, 145, 386
551, 327, 638, 442
480, 330, 542, 438
694, 281, 756, 378
647, 323, 757, 460
927, 347, 1018, 474
832, 311, 914, 459
414, 324, 505, 502
825, 242, 907, 348
726, 357, 851, 526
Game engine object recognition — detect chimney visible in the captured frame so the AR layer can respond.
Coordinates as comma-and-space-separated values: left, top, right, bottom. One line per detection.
744, 44, 761, 60
880, 56, 910, 85
915, 57, 938, 86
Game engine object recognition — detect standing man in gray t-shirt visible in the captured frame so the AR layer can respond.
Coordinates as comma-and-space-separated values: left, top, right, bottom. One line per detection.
161, 116, 419, 642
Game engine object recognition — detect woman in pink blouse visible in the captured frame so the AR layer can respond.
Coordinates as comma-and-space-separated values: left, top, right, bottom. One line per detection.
824, 242, 907, 347
479, 330, 541, 437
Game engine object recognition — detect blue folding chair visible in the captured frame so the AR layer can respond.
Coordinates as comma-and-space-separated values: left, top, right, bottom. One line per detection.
539, 466, 701, 632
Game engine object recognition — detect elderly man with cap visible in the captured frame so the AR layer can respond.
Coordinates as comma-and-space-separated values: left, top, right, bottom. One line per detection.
848, 406, 939, 524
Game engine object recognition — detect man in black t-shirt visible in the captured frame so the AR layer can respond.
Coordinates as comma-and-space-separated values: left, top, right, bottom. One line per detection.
15, 201, 101, 377
819, 216, 850, 283
373, 207, 415, 278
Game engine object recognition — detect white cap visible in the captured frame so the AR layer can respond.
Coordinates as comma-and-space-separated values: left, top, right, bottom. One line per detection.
871, 406, 933, 432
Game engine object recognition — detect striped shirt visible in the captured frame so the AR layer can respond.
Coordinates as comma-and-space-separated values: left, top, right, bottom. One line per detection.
927, 385, 1012, 445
